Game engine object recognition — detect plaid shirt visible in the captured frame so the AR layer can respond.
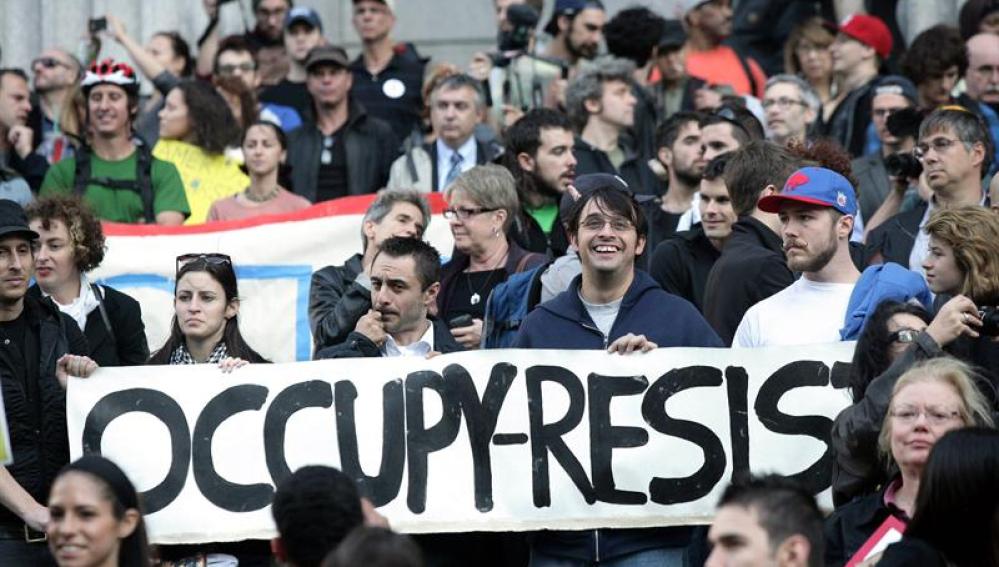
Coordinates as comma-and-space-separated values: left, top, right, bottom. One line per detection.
169, 342, 229, 365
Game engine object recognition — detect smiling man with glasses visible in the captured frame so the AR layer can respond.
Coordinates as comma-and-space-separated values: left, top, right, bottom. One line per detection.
866, 106, 993, 273
514, 174, 721, 566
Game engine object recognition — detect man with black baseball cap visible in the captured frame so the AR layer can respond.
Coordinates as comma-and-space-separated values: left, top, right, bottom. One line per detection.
286, 46, 399, 203
0, 199, 97, 564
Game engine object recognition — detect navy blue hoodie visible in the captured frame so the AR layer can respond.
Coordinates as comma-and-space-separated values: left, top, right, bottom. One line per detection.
513, 270, 723, 349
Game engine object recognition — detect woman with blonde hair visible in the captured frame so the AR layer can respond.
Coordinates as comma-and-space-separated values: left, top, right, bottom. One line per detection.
825, 357, 993, 566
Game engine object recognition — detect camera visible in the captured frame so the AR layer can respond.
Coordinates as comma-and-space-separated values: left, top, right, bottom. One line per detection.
979, 307, 999, 337
884, 152, 923, 179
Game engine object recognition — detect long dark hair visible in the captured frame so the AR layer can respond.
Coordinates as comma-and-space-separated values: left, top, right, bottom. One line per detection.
53, 455, 150, 567
148, 257, 267, 364
239, 120, 293, 188
905, 427, 999, 567
849, 300, 932, 402
170, 80, 241, 155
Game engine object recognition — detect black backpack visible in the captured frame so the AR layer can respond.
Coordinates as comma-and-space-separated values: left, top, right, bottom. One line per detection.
73, 142, 155, 223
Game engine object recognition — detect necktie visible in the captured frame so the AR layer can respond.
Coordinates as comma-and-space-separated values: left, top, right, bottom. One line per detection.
444, 152, 464, 188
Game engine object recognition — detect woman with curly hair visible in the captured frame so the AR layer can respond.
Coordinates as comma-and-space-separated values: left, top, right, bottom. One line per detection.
154, 79, 248, 224
26, 196, 149, 366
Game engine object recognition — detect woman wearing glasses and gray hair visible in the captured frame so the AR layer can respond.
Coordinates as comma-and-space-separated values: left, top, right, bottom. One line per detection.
438, 165, 546, 350
148, 253, 267, 370
824, 357, 993, 567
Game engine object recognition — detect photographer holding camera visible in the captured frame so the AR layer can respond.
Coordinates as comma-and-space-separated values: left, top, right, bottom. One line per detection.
469, 1, 565, 129
851, 76, 919, 234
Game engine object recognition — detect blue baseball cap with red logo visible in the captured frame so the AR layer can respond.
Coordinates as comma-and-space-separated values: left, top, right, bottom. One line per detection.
758, 166, 858, 216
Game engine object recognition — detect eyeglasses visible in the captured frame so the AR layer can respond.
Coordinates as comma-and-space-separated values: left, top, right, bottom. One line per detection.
217, 62, 256, 76
32, 57, 69, 70
889, 328, 920, 344
443, 206, 497, 221
914, 137, 962, 160
579, 215, 634, 232
890, 406, 962, 426
762, 97, 806, 110
176, 253, 233, 275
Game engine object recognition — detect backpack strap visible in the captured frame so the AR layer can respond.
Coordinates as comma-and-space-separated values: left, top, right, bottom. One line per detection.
73, 143, 156, 223
734, 50, 759, 97
134, 142, 155, 223
73, 145, 92, 197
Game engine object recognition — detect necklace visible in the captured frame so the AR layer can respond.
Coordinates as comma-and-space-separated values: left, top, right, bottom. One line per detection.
465, 251, 508, 306
245, 185, 279, 203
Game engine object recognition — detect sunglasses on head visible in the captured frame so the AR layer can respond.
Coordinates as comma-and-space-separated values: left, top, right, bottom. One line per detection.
176, 253, 233, 275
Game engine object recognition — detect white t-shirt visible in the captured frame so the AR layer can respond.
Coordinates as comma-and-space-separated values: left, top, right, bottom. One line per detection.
733, 277, 856, 348
580, 293, 623, 338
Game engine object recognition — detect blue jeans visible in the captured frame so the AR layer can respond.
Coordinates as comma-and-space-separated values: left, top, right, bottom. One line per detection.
530, 546, 687, 567
0, 538, 57, 566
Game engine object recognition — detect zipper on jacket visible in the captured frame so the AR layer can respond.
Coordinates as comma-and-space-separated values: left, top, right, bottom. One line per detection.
594, 529, 601, 561
580, 321, 608, 348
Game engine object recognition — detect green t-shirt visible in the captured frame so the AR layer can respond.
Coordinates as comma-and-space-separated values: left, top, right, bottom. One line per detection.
40, 149, 190, 223
526, 202, 559, 235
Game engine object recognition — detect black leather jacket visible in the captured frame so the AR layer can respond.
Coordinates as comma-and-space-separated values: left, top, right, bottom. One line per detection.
309, 254, 371, 354
287, 100, 399, 200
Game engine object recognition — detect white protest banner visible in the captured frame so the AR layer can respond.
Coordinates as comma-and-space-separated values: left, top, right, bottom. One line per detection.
67, 344, 855, 544
91, 195, 453, 362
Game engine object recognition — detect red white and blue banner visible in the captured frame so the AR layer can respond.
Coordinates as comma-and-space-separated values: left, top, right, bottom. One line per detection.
92, 194, 454, 362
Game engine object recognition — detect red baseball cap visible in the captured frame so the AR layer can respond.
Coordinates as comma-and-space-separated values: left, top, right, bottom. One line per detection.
839, 13, 892, 60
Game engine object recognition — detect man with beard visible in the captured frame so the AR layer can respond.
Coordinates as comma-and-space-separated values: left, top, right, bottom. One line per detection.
543, 0, 605, 70
682, 0, 766, 98
198, 0, 291, 86
733, 166, 860, 348
316, 237, 461, 359
650, 152, 736, 312
504, 108, 577, 257
27, 47, 81, 164
640, 111, 705, 255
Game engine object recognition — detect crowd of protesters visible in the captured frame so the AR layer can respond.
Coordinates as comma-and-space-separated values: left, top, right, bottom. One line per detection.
0, 0, 999, 565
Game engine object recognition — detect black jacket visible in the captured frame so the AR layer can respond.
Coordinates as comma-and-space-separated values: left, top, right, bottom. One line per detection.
850, 153, 891, 224
315, 319, 463, 359
27, 284, 148, 367
309, 254, 371, 353
820, 77, 877, 158
438, 242, 547, 321
824, 483, 904, 567
287, 100, 399, 201
702, 216, 793, 345
649, 227, 721, 313
572, 137, 664, 196
509, 208, 569, 259
0, 294, 88, 526
863, 203, 926, 267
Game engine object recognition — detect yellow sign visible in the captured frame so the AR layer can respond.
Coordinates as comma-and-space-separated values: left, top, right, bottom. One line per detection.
153, 140, 249, 224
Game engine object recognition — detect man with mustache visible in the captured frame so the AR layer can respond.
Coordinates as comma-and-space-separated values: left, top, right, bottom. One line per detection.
504, 108, 577, 258
316, 237, 461, 359
542, 0, 606, 69
733, 166, 860, 348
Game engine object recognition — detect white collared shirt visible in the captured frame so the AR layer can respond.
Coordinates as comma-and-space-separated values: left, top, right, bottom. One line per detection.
381, 321, 435, 358
436, 137, 477, 191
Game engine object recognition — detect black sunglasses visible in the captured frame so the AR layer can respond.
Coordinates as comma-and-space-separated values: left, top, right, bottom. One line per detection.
32, 57, 69, 70
176, 253, 232, 275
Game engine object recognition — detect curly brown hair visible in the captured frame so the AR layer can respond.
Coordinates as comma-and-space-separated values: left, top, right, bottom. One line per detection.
25, 195, 106, 272
786, 138, 859, 195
